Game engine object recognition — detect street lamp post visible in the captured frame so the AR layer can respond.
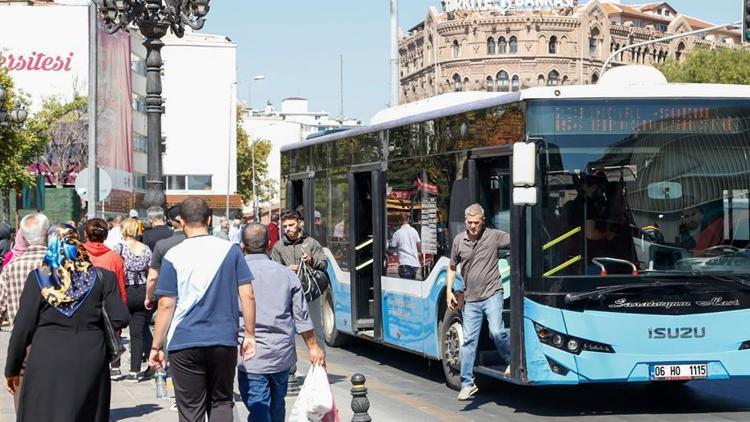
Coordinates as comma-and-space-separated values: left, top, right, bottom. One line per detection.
0, 85, 28, 129
93, 0, 212, 208
248, 75, 265, 112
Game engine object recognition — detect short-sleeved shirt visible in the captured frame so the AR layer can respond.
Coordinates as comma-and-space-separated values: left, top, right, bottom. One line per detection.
390, 224, 421, 268
143, 224, 173, 252
239, 254, 313, 375
450, 228, 510, 303
155, 234, 253, 352
150, 231, 186, 270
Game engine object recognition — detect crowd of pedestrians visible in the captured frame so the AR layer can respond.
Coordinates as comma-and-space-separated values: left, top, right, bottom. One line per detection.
0, 201, 327, 422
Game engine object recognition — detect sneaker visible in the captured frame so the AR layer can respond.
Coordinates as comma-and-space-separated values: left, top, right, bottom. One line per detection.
109, 368, 122, 380
170, 403, 178, 412
126, 372, 141, 383
457, 384, 479, 401
142, 366, 156, 379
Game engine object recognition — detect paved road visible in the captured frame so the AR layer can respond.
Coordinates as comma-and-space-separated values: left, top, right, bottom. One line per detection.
321, 335, 750, 422
3, 325, 750, 421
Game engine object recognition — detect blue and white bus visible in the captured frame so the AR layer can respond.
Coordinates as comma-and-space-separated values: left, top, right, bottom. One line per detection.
280, 66, 750, 389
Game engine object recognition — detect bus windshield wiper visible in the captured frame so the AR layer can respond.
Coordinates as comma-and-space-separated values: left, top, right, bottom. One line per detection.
564, 281, 705, 304
641, 270, 750, 290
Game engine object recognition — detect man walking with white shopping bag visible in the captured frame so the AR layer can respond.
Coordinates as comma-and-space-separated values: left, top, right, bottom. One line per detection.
240, 223, 325, 422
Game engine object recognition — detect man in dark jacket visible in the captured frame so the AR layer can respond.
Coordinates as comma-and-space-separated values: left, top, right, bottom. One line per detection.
270, 210, 326, 272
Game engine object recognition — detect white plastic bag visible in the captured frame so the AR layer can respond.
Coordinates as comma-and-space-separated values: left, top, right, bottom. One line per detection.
288, 364, 334, 422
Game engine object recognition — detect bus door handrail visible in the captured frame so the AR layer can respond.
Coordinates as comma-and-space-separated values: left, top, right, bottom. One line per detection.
542, 226, 583, 277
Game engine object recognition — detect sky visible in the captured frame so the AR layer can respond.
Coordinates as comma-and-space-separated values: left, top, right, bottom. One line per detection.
203, 0, 741, 123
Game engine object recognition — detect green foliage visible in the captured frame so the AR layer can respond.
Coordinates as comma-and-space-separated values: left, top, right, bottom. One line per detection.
0, 69, 47, 196
26, 94, 88, 187
236, 108, 275, 205
658, 48, 750, 85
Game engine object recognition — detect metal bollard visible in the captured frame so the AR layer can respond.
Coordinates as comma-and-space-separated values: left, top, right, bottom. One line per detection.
286, 364, 301, 396
350, 373, 371, 422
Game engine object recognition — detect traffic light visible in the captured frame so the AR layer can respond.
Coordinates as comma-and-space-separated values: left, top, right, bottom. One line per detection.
745, 0, 750, 43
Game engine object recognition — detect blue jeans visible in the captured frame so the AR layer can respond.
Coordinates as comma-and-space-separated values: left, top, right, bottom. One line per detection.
460, 292, 510, 387
237, 368, 290, 422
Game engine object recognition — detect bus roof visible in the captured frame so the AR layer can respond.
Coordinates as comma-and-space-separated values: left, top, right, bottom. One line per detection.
281, 66, 750, 153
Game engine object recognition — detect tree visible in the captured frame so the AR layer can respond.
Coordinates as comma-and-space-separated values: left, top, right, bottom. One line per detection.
236, 107, 275, 206
658, 47, 750, 85
27, 95, 88, 188
0, 70, 48, 222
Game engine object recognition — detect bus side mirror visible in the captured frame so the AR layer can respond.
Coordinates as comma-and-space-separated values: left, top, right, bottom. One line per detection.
512, 142, 537, 206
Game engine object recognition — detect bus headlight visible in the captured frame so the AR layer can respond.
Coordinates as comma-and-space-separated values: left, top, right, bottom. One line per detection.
533, 322, 615, 355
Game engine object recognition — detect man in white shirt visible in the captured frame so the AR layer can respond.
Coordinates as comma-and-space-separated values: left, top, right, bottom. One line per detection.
104, 214, 124, 249
389, 214, 421, 280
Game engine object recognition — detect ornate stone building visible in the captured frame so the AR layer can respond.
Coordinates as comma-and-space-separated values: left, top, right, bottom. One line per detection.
399, 1, 741, 103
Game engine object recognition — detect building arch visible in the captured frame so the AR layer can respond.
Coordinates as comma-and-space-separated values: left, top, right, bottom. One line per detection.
487, 37, 496, 55
548, 35, 558, 54
675, 41, 686, 61
452, 39, 461, 58
511, 75, 520, 91
486, 75, 494, 92
498, 36, 508, 54
591, 72, 599, 84
452, 73, 463, 91
497, 70, 510, 92
537, 74, 545, 86
547, 69, 560, 86
509, 36, 518, 54
589, 26, 601, 57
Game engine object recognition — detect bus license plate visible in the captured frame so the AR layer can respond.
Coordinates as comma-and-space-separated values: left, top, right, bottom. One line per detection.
650, 363, 707, 381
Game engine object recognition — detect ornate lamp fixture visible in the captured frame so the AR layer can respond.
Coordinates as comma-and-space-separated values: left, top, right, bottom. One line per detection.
93, 0, 211, 207
0, 85, 28, 128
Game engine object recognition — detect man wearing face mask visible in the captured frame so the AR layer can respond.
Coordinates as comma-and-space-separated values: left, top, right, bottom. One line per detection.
446, 203, 511, 401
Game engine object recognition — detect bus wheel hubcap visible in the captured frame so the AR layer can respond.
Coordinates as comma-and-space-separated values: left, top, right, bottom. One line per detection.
323, 295, 334, 336
444, 321, 463, 373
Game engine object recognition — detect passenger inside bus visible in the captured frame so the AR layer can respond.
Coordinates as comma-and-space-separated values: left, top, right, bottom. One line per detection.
562, 172, 636, 274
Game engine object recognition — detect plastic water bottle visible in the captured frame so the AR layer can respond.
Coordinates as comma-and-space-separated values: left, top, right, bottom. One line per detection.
155, 368, 168, 399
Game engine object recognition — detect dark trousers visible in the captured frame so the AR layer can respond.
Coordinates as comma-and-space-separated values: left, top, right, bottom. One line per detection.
169, 346, 236, 422
237, 369, 290, 422
126, 284, 153, 373
398, 265, 419, 280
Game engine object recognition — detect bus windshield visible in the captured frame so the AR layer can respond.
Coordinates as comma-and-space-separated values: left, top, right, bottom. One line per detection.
528, 99, 750, 279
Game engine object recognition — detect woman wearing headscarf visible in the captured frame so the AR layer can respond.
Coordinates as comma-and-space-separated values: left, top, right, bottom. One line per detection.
4, 225, 129, 421
2, 230, 28, 268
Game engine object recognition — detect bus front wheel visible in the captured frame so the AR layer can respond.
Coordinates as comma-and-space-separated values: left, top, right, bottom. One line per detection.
322, 288, 351, 347
440, 308, 463, 391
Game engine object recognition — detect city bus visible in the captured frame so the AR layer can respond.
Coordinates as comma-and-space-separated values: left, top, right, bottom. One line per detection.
279, 66, 750, 389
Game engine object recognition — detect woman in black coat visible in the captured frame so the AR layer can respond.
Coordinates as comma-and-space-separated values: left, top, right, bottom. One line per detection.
4, 225, 129, 422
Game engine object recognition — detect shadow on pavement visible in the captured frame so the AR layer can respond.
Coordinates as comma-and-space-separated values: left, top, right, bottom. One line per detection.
110, 403, 164, 420
339, 337, 750, 418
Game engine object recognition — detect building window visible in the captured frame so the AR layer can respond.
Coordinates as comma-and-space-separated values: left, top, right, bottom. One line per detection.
486, 76, 494, 92
487, 37, 496, 55
509, 36, 518, 54
166, 175, 213, 191
548, 36, 558, 54
537, 75, 545, 86
498, 37, 507, 54
589, 28, 600, 57
166, 175, 186, 190
452, 40, 461, 58
134, 133, 148, 153
676, 42, 685, 61
497, 71, 509, 92
134, 174, 146, 190
591, 73, 599, 84
511, 75, 520, 92
547, 70, 559, 86
187, 175, 212, 190
453, 73, 462, 92
132, 94, 147, 114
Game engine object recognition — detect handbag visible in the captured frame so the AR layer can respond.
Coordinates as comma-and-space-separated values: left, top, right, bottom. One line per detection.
296, 259, 330, 303
96, 269, 126, 363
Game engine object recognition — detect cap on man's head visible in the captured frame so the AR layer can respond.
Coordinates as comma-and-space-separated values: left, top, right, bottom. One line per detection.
128, 209, 139, 218
314, 210, 321, 220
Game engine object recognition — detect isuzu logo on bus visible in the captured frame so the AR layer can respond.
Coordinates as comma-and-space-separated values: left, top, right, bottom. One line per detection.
648, 327, 706, 339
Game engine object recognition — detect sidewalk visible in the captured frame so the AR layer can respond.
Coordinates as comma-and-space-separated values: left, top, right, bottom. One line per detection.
0, 327, 392, 421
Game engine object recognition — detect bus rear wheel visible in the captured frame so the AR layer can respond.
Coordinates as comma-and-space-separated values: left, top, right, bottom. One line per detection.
322, 288, 351, 347
440, 308, 463, 391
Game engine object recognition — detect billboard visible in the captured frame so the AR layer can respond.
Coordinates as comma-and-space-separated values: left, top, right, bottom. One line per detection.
96, 24, 134, 193
0, 2, 89, 111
